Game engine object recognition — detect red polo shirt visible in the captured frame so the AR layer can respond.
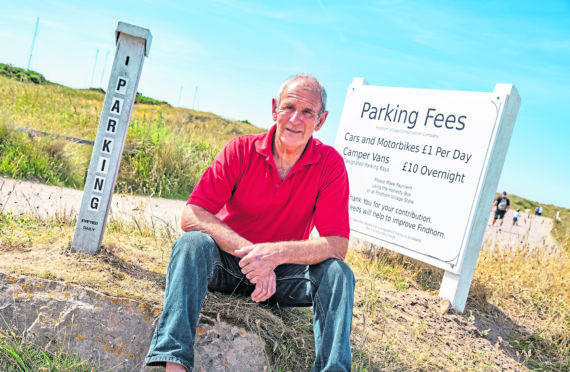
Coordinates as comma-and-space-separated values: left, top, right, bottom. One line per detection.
187, 125, 349, 244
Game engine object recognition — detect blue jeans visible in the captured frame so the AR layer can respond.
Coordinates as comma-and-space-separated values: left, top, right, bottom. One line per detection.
145, 231, 355, 371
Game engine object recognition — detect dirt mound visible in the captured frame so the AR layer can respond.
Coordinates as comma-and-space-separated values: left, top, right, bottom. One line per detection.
351, 282, 525, 370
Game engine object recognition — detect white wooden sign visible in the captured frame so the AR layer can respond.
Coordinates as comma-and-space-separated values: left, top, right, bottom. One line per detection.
72, 22, 151, 254
335, 78, 520, 312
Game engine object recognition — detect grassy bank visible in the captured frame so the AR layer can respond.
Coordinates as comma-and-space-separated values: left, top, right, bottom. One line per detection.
1, 210, 568, 370
0, 72, 263, 199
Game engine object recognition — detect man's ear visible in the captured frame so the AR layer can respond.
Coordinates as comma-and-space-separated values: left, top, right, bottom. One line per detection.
272, 98, 278, 121
315, 111, 328, 131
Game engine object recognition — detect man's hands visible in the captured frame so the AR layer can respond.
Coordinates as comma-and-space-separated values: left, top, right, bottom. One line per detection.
182, 205, 347, 303
234, 237, 348, 302
235, 243, 282, 302
182, 205, 277, 302
236, 244, 280, 279
250, 271, 276, 302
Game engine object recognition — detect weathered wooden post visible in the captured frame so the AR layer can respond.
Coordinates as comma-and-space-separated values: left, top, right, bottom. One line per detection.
72, 22, 152, 254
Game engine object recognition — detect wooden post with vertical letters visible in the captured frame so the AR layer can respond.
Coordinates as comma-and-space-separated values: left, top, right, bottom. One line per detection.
72, 22, 151, 254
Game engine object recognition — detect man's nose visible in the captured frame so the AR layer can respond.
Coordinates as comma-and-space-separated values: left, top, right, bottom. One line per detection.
290, 110, 303, 124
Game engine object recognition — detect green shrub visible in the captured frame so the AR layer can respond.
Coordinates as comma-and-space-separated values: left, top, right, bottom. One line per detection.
135, 92, 169, 105
82, 87, 106, 94
0, 63, 46, 84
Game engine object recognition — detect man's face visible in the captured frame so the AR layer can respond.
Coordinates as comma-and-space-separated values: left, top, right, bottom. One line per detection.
272, 79, 328, 153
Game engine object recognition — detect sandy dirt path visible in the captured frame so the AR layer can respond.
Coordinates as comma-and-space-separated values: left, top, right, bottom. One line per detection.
0, 177, 186, 232
483, 208, 558, 252
1, 176, 558, 252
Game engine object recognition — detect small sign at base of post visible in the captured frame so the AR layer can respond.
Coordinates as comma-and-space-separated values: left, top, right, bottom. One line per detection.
72, 22, 152, 254
335, 78, 521, 312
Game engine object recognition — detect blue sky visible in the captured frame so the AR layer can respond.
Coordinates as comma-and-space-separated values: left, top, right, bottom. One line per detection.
1, 0, 569, 208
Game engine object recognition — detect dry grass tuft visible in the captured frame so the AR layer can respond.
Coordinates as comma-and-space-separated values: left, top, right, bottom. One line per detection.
202, 292, 316, 371
474, 245, 569, 370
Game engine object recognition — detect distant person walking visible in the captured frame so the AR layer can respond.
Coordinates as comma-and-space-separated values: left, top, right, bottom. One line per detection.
512, 209, 521, 226
535, 206, 543, 216
492, 191, 510, 228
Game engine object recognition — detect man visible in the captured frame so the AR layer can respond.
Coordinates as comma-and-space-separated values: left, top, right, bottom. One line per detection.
145, 73, 354, 372
491, 191, 510, 227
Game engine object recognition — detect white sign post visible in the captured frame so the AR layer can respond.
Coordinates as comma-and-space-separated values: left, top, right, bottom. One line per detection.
335, 78, 520, 312
72, 22, 152, 254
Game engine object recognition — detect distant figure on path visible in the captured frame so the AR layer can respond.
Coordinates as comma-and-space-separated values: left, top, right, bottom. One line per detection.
535, 206, 543, 216
145, 73, 354, 372
512, 209, 521, 226
492, 191, 510, 228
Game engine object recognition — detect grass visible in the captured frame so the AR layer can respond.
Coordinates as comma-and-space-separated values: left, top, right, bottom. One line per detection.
474, 244, 569, 370
346, 240, 569, 371
0, 73, 263, 199
135, 92, 170, 105
0, 125, 81, 187
2, 208, 568, 371
0, 328, 95, 371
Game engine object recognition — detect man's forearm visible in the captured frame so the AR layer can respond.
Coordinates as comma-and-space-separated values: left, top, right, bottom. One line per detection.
237, 235, 349, 283
180, 204, 252, 255
275, 236, 348, 265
